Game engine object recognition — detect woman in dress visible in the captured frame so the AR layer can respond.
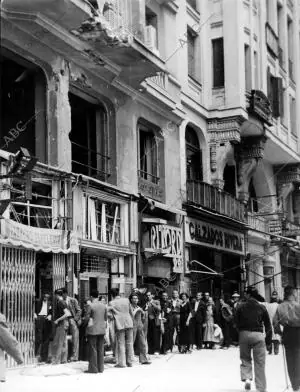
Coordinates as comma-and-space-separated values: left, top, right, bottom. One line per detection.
203, 297, 217, 349
179, 293, 192, 354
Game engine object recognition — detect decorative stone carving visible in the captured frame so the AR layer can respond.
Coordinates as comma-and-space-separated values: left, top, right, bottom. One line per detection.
208, 116, 245, 185
236, 136, 266, 202
69, 67, 92, 89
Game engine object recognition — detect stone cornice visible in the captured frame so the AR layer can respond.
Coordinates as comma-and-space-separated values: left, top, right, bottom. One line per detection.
236, 136, 267, 161
208, 116, 245, 144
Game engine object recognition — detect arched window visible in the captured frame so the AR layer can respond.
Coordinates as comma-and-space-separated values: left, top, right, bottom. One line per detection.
185, 126, 203, 181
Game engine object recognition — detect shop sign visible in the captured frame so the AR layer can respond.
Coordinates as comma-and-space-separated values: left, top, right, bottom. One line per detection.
0, 218, 79, 254
150, 224, 183, 258
185, 218, 245, 256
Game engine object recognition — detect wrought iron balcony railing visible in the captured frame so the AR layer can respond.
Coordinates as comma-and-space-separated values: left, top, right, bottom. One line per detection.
247, 212, 269, 232
186, 180, 246, 222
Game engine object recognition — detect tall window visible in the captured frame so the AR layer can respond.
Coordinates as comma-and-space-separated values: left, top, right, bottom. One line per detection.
185, 126, 203, 181
254, 51, 259, 89
212, 38, 225, 88
244, 45, 251, 92
1, 54, 47, 162
187, 0, 197, 11
267, 68, 283, 118
187, 28, 196, 79
145, 7, 158, 53
69, 93, 109, 181
288, 18, 294, 81
138, 124, 159, 184
290, 95, 296, 136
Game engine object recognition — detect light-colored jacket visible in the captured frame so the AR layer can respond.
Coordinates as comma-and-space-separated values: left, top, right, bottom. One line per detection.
85, 300, 107, 335
262, 302, 280, 340
109, 298, 133, 331
273, 300, 300, 328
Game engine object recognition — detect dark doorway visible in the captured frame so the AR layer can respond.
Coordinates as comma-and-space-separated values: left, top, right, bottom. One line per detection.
223, 165, 236, 197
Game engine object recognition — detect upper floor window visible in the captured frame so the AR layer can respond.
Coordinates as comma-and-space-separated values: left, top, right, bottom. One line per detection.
267, 68, 283, 118
69, 92, 110, 181
145, 7, 159, 55
138, 123, 159, 185
187, 28, 197, 79
212, 38, 225, 88
187, 0, 198, 11
1, 52, 47, 163
245, 44, 251, 92
185, 126, 203, 182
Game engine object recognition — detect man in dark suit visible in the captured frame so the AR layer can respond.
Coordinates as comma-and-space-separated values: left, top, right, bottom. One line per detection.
34, 293, 52, 362
109, 289, 134, 368
62, 288, 81, 361
190, 292, 206, 350
85, 291, 107, 373
146, 291, 161, 355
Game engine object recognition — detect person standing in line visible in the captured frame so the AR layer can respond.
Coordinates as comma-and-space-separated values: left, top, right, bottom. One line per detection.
145, 292, 161, 356
62, 288, 82, 362
130, 294, 151, 365
160, 292, 170, 355
178, 293, 192, 354
235, 286, 272, 392
273, 286, 300, 392
203, 297, 217, 350
84, 291, 107, 374
109, 289, 134, 368
231, 292, 241, 346
262, 290, 281, 355
34, 293, 52, 362
0, 312, 23, 382
51, 289, 71, 364
190, 292, 206, 350
170, 290, 182, 350
219, 297, 233, 350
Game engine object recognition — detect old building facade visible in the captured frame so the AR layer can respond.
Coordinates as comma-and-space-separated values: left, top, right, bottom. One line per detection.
1, 0, 300, 365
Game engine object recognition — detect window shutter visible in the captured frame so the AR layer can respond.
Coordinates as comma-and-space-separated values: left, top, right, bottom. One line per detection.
267, 67, 272, 102
278, 77, 284, 118
187, 31, 195, 78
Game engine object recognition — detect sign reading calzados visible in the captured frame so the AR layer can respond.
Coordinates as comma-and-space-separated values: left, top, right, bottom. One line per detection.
185, 218, 245, 255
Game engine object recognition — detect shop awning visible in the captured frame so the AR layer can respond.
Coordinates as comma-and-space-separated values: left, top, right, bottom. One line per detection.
0, 218, 79, 254
189, 260, 224, 276
139, 195, 187, 216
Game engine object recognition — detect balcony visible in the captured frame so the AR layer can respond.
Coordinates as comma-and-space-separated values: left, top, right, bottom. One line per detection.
138, 170, 164, 203
2, 0, 165, 89
247, 212, 269, 232
186, 180, 246, 222
265, 23, 279, 58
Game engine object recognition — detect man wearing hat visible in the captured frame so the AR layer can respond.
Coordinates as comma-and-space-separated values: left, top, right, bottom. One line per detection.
231, 292, 240, 346
235, 286, 272, 392
262, 291, 281, 355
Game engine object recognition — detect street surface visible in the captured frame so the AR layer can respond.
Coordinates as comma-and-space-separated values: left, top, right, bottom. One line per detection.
3, 347, 288, 392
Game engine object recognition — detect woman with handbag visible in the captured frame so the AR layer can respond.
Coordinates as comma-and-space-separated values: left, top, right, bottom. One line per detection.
203, 297, 218, 349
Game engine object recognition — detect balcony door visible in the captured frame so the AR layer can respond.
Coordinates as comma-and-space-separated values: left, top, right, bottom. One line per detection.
185, 126, 203, 182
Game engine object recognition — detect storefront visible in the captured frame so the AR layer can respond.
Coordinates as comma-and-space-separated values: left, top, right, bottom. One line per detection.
0, 218, 79, 367
138, 199, 185, 296
184, 214, 246, 298
73, 185, 136, 303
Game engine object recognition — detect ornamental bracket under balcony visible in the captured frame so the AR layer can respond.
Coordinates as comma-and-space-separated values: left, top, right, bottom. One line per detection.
247, 90, 272, 126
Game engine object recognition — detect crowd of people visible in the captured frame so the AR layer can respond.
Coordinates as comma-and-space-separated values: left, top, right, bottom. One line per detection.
34, 287, 256, 368
1, 284, 299, 392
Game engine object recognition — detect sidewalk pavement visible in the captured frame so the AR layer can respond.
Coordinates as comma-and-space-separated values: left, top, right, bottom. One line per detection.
3, 346, 289, 392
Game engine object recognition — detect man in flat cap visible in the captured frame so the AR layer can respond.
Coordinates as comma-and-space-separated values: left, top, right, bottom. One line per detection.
235, 286, 272, 392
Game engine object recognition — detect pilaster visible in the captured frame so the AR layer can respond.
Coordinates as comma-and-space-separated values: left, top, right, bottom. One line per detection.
48, 60, 72, 171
